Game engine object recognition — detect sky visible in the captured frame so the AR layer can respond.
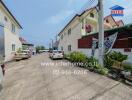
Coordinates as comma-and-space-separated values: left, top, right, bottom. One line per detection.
3, 0, 132, 48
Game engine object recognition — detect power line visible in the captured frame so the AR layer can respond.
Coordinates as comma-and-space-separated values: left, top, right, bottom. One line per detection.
78, 0, 97, 14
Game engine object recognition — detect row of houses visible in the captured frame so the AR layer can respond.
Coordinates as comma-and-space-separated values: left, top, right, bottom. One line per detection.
57, 6, 132, 62
0, 0, 33, 62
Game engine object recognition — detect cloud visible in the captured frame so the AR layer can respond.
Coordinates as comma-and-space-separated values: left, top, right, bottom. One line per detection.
47, 10, 74, 24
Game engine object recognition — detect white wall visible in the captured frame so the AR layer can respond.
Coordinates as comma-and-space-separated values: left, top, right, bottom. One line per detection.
0, 3, 22, 62
58, 20, 82, 54
0, 5, 20, 35
4, 27, 22, 62
79, 48, 132, 63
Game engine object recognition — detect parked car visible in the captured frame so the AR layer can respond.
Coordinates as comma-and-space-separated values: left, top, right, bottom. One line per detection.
0, 64, 5, 85
49, 50, 64, 59
39, 49, 49, 53
14, 50, 31, 61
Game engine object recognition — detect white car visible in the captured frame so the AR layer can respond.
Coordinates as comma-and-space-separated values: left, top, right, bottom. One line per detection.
49, 50, 64, 59
14, 50, 31, 61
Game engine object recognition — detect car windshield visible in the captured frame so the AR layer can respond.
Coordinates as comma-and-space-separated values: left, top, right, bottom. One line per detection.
53, 51, 62, 53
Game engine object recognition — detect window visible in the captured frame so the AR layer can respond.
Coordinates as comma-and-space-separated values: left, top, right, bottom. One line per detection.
12, 44, 15, 51
12, 24, 15, 33
68, 28, 71, 35
106, 19, 109, 23
4, 16, 8, 22
68, 45, 71, 51
85, 24, 93, 33
90, 13, 94, 18
64, 32, 66, 35
61, 34, 63, 40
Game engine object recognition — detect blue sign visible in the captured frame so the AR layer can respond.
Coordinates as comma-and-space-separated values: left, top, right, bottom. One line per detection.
110, 5, 124, 16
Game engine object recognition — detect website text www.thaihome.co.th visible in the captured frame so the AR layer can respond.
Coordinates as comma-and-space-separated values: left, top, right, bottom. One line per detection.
41, 61, 98, 75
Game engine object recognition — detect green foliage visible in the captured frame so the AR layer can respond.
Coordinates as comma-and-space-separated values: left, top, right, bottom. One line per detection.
22, 45, 28, 50
104, 51, 128, 68
86, 57, 109, 75
98, 67, 109, 75
109, 51, 128, 62
68, 52, 109, 76
69, 52, 87, 62
123, 63, 132, 72
104, 53, 114, 68
86, 57, 98, 68
17, 48, 22, 53
36, 45, 45, 53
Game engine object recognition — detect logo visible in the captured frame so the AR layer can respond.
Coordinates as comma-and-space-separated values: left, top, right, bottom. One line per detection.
110, 5, 124, 16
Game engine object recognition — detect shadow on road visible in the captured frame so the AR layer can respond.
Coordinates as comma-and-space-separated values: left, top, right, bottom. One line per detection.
0, 84, 3, 92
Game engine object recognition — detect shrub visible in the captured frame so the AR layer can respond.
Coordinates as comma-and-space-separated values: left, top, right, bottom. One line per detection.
86, 57, 98, 68
109, 51, 128, 62
69, 52, 87, 62
104, 53, 114, 69
68, 52, 109, 75
123, 63, 132, 72
104, 51, 128, 69
98, 68, 109, 75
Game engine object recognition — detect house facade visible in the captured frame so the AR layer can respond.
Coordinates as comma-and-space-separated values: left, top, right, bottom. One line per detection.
0, 1, 22, 62
58, 6, 121, 54
19, 37, 35, 54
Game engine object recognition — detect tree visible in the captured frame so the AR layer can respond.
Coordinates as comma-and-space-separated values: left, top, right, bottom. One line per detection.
35, 45, 45, 53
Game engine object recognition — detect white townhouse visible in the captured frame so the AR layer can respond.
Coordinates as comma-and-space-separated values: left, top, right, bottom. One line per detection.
58, 6, 123, 54
0, 0, 22, 62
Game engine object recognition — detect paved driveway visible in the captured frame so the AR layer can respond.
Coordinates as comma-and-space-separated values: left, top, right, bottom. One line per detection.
0, 53, 132, 100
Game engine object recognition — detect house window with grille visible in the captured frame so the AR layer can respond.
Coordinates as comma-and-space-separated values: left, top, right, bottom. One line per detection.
12, 24, 15, 33
85, 24, 93, 33
12, 44, 16, 51
90, 13, 94, 18
68, 28, 71, 35
4, 16, 8, 22
68, 45, 71, 51
106, 19, 109, 23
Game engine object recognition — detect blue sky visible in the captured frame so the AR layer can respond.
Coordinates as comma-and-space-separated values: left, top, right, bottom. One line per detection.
4, 0, 132, 48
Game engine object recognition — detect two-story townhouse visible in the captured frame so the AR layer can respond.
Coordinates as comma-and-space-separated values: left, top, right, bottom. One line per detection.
58, 6, 122, 54
0, 0, 22, 62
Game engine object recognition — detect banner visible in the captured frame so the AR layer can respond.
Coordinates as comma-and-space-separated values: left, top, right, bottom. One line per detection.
104, 32, 118, 54
91, 32, 118, 57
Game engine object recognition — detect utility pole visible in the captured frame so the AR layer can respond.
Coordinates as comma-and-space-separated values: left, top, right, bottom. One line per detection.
49, 43, 51, 49
51, 39, 54, 50
50, 39, 53, 49
98, 0, 104, 66
55, 35, 58, 50
55, 35, 58, 42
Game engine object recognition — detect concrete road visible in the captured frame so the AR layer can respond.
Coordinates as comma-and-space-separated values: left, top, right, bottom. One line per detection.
0, 53, 132, 100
